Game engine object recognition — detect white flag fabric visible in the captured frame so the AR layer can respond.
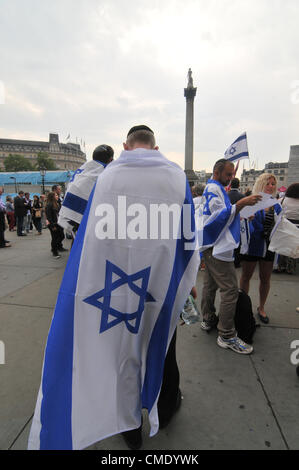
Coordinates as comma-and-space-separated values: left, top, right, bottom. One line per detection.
197, 179, 240, 262
224, 132, 249, 162
28, 148, 200, 450
240, 218, 250, 255
58, 160, 106, 232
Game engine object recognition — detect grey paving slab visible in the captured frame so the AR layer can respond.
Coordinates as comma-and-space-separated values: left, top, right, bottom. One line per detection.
0, 304, 53, 450
1, 227, 299, 451
250, 327, 299, 450
0, 268, 65, 309
86, 323, 287, 451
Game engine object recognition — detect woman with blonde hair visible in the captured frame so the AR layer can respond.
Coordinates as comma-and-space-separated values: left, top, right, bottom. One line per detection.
240, 173, 282, 323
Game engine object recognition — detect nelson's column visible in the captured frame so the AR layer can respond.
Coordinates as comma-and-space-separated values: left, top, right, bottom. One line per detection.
184, 68, 199, 185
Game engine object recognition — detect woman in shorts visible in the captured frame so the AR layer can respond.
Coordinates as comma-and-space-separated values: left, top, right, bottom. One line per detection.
240, 173, 282, 324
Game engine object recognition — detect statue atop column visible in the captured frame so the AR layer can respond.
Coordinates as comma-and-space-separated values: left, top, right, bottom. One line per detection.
187, 68, 193, 88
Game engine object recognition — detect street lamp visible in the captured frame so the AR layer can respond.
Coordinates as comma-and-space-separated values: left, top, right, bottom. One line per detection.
10, 176, 17, 193
40, 167, 47, 194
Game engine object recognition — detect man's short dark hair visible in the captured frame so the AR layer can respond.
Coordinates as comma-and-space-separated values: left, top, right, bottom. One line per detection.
127, 125, 154, 137
126, 125, 156, 149
231, 178, 240, 189
92, 145, 114, 164
286, 183, 299, 199
213, 158, 234, 174
51, 185, 60, 191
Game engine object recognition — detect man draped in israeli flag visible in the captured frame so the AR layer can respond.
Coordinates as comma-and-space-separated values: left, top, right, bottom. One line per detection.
224, 132, 249, 163
58, 145, 114, 234
28, 125, 199, 450
198, 159, 261, 355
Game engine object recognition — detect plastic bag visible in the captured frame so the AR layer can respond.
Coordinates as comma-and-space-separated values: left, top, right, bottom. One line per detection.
269, 217, 299, 258
180, 295, 200, 325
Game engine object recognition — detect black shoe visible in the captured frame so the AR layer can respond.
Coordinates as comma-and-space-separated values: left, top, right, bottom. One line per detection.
257, 308, 269, 324
52, 252, 61, 259
121, 424, 143, 450
58, 247, 68, 252
159, 389, 182, 429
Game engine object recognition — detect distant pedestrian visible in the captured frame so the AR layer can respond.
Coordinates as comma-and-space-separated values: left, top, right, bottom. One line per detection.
0, 187, 11, 248
39, 194, 47, 228
51, 185, 63, 207
228, 178, 244, 204
14, 190, 27, 237
24, 192, 32, 234
32, 195, 42, 235
45, 192, 66, 258
5, 196, 15, 231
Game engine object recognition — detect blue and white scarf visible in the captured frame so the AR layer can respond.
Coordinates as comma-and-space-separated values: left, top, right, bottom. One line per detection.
197, 179, 240, 261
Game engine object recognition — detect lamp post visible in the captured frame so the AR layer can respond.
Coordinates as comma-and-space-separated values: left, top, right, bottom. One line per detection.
40, 167, 46, 194
9, 176, 17, 193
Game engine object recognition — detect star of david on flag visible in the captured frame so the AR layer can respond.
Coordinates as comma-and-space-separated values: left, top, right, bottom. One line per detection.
83, 261, 155, 335
224, 132, 249, 163
203, 191, 218, 215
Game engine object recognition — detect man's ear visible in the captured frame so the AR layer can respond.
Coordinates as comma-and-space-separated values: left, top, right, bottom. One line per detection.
154, 146, 159, 151
123, 142, 129, 150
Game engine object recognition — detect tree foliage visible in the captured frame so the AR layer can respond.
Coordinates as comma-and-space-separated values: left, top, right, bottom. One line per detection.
35, 152, 57, 170
4, 154, 33, 172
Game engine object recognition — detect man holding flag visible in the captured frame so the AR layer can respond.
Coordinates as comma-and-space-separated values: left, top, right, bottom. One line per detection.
198, 158, 261, 354
28, 125, 199, 450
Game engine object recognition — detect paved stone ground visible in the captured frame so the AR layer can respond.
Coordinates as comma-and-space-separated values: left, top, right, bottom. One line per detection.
0, 229, 298, 450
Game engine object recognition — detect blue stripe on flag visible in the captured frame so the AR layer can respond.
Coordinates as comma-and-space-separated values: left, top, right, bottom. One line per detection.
202, 207, 231, 246
141, 179, 195, 413
62, 192, 88, 215
227, 152, 249, 162
232, 133, 246, 145
39, 186, 96, 450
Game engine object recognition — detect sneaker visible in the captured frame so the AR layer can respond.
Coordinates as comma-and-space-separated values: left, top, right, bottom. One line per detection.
52, 252, 61, 259
200, 320, 217, 332
296, 307, 299, 314
217, 335, 253, 355
58, 247, 68, 252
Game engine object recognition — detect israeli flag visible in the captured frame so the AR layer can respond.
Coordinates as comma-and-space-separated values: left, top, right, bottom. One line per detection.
240, 218, 250, 255
28, 149, 199, 450
197, 179, 240, 261
58, 160, 106, 232
224, 132, 249, 162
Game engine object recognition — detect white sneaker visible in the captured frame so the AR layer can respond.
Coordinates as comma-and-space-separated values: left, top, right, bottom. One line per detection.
217, 335, 253, 355
200, 320, 217, 332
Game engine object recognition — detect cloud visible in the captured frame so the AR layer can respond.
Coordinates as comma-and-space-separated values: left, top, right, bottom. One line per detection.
0, 0, 298, 172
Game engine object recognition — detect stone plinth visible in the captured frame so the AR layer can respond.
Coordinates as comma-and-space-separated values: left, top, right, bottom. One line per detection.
287, 146, 299, 186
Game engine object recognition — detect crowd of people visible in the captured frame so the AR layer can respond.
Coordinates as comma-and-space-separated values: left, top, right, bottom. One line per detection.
0, 185, 68, 256
191, 173, 299, 337
1, 125, 298, 450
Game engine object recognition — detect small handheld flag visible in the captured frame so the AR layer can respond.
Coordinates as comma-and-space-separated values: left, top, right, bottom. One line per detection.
224, 132, 249, 162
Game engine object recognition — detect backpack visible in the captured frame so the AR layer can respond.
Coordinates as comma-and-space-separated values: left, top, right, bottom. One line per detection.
234, 289, 258, 344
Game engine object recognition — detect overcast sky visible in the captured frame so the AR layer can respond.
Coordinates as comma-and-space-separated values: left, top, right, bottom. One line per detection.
0, 0, 298, 172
